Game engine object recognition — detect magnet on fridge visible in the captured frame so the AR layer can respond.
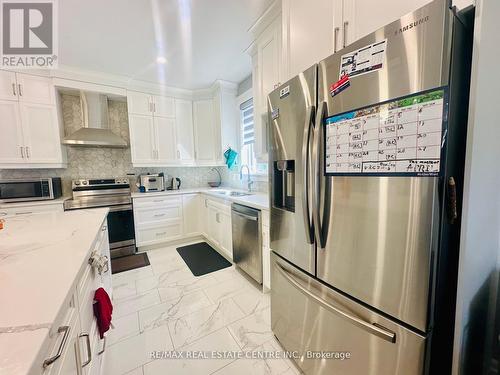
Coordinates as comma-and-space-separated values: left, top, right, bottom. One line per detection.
330, 75, 350, 97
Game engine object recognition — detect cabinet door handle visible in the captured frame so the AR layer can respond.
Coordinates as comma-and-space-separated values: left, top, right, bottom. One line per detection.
12, 83, 16, 96
43, 326, 70, 368
177, 150, 180, 159
79, 333, 92, 367
154, 213, 165, 217
98, 337, 106, 355
18, 83, 22, 96
25, 146, 30, 158
102, 225, 107, 231
343, 21, 349, 48
155, 231, 166, 236
20, 146, 24, 158
334, 27, 340, 52
15, 211, 33, 215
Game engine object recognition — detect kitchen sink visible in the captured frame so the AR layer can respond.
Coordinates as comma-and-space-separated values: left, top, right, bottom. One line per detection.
211, 190, 253, 197
229, 192, 252, 197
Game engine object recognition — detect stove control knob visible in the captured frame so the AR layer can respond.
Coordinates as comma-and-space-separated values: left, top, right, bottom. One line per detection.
82, 181, 88, 185
74, 181, 81, 186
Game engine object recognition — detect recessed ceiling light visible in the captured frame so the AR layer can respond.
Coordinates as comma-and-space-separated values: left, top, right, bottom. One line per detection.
156, 56, 167, 64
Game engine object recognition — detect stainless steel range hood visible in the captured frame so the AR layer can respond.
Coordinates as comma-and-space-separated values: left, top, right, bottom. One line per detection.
62, 91, 128, 148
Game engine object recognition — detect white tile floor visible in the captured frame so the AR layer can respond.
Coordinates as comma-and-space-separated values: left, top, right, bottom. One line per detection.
104, 241, 301, 375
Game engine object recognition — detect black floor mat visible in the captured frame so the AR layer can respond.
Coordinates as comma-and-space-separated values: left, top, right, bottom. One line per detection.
111, 253, 150, 274
177, 242, 232, 276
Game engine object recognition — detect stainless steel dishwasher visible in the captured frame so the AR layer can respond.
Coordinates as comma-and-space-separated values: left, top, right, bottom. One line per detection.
231, 203, 262, 284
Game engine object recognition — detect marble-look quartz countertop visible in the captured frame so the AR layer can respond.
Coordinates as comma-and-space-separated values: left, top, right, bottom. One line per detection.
0, 208, 109, 375
132, 188, 269, 211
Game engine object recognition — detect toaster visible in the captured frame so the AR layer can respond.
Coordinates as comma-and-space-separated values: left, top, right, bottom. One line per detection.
139, 173, 165, 192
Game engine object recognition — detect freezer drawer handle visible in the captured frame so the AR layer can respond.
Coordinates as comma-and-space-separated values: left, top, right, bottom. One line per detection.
276, 263, 397, 343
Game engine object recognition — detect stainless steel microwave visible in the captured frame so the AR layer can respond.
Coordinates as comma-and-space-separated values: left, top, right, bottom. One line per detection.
0, 178, 63, 203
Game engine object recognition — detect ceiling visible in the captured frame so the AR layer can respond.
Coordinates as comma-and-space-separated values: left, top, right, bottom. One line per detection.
59, 0, 273, 90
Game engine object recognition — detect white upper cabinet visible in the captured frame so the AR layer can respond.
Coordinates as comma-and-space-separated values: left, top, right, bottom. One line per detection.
127, 81, 237, 167
0, 71, 65, 168
0, 100, 23, 163
282, 0, 334, 79
128, 113, 156, 164
155, 116, 177, 164
20, 103, 61, 163
250, 14, 282, 162
193, 99, 218, 165
127, 91, 152, 115
338, 0, 436, 48
16, 73, 55, 105
153, 95, 175, 118
175, 99, 195, 164
258, 23, 281, 107
0, 70, 17, 101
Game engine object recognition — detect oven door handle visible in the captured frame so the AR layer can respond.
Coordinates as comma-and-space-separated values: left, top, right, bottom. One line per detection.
108, 204, 133, 212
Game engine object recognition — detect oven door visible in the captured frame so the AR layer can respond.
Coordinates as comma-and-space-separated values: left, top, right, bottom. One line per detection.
107, 204, 136, 258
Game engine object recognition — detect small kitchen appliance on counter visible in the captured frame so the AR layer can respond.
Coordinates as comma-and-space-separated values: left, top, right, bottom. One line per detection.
138, 173, 165, 192
167, 177, 181, 190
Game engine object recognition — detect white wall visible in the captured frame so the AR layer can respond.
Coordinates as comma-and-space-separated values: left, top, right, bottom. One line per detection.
453, 0, 475, 10
453, 0, 500, 373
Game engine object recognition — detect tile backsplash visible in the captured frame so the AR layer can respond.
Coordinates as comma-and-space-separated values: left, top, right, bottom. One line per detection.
0, 94, 268, 195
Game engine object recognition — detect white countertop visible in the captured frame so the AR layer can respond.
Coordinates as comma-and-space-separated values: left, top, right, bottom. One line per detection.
0, 196, 69, 209
132, 188, 270, 210
0, 208, 109, 375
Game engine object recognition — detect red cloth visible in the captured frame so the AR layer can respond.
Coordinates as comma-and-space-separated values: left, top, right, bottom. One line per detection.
93, 287, 113, 339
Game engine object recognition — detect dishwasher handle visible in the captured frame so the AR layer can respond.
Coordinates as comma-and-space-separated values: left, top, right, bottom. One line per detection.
232, 210, 258, 221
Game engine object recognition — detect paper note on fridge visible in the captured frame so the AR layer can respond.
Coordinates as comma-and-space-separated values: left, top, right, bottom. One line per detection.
339, 40, 387, 79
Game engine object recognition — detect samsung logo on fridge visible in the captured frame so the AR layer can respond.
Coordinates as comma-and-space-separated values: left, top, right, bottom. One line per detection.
394, 16, 430, 35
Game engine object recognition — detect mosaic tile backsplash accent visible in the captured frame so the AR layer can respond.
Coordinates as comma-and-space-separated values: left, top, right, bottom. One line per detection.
0, 94, 268, 195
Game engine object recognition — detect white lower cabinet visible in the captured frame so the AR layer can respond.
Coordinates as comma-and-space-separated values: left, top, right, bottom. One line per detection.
203, 198, 233, 260
133, 193, 233, 260
133, 196, 184, 247
182, 194, 201, 237
41, 221, 111, 375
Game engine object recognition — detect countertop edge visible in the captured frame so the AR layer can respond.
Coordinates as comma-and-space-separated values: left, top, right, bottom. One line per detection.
131, 189, 269, 211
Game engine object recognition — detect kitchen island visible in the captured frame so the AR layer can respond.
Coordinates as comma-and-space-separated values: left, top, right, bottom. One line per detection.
0, 208, 110, 375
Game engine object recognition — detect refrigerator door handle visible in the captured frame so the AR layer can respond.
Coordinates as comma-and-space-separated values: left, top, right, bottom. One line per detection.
301, 105, 315, 244
276, 263, 397, 343
312, 101, 326, 248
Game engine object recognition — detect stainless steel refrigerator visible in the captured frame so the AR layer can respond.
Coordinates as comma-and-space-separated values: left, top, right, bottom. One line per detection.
267, 1, 473, 374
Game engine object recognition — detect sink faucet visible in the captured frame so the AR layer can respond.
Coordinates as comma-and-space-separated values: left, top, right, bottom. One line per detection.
240, 164, 254, 192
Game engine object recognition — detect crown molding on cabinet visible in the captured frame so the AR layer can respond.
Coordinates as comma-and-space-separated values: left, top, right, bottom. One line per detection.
38, 64, 239, 101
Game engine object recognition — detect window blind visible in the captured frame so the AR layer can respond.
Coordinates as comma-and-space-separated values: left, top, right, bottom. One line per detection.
240, 98, 254, 146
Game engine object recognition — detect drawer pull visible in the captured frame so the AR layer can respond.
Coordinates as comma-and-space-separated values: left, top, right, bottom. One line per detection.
43, 325, 70, 368
15, 211, 32, 215
80, 333, 92, 367
98, 336, 106, 355
155, 231, 167, 236
154, 213, 166, 217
